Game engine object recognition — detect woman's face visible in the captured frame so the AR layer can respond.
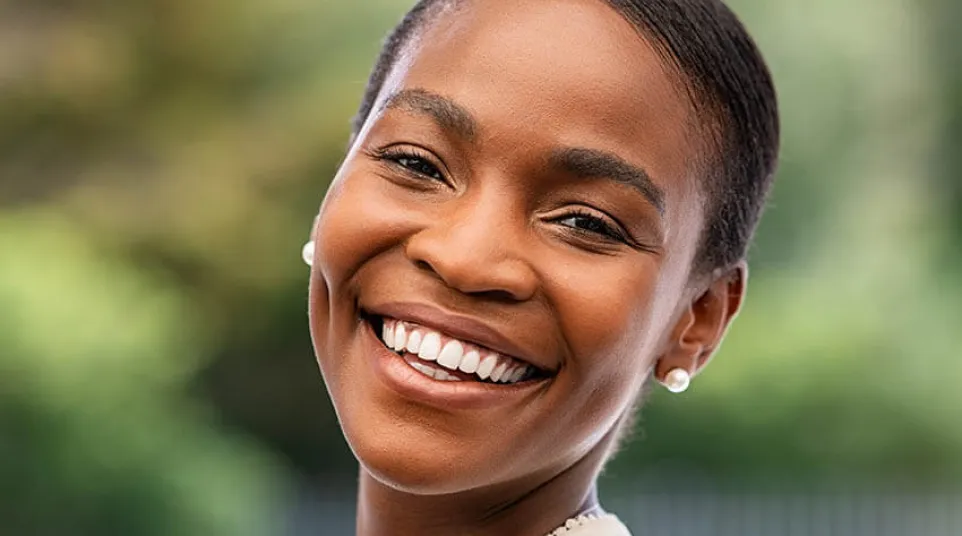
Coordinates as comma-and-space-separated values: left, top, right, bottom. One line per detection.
310, 0, 710, 494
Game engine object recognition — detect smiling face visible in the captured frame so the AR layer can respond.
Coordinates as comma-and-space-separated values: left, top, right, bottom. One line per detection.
309, 0, 722, 495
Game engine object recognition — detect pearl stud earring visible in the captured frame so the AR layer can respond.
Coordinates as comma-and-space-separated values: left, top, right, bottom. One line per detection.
301, 240, 315, 267
663, 368, 691, 394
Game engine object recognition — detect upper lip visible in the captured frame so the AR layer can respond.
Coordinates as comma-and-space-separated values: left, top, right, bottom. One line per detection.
364, 301, 552, 373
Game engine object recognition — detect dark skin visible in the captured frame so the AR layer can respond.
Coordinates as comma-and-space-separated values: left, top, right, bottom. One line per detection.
308, 1, 746, 534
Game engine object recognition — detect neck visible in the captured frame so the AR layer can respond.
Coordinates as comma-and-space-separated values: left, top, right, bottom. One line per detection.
355, 437, 612, 536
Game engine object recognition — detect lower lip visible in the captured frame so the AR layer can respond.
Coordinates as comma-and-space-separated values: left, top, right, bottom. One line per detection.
361, 318, 548, 411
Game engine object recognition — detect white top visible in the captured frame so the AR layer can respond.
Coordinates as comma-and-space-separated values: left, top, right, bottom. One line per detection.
546, 513, 632, 536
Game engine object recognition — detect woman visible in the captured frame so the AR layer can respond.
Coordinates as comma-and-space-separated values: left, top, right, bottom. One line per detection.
303, 0, 779, 534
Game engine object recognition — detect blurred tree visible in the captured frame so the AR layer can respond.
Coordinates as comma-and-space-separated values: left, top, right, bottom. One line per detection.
919, 0, 962, 261
0, 0, 411, 475
0, 211, 286, 535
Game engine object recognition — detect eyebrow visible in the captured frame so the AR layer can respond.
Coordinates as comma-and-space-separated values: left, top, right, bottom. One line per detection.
382, 88, 479, 142
549, 147, 666, 216
381, 89, 665, 216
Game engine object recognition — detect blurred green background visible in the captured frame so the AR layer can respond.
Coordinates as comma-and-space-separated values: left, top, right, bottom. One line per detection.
2, 0, 961, 534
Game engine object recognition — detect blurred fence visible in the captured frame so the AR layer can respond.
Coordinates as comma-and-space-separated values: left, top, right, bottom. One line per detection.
609, 492, 962, 536
287, 488, 962, 536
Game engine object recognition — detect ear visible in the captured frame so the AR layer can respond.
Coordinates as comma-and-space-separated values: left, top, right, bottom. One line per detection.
654, 262, 748, 388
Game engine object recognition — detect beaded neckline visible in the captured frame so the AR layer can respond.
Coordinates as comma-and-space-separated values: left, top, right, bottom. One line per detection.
546, 512, 621, 536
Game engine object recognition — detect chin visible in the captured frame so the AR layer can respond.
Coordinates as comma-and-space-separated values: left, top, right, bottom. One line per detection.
342, 413, 493, 495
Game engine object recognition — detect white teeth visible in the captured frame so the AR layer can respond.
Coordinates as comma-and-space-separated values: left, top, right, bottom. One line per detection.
382, 321, 395, 349
377, 317, 538, 384
434, 368, 464, 381
459, 349, 480, 374
408, 358, 464, 381
408, 360, 437, 378
437, 340, 464, 370
476, 353, 498, 380
405, 330, 422, 354
393, 323, 407, 352
417, 332, 442, 361
490, 362, 508, 382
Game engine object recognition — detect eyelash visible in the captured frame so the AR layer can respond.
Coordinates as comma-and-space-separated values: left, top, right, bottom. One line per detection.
373, 147, 445, 182
371, 146, 634, 247
554, 208, 630, 244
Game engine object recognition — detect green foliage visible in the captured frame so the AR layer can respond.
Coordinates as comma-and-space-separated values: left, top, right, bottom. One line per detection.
614, 264, 962, 484
0, 212, 285, 536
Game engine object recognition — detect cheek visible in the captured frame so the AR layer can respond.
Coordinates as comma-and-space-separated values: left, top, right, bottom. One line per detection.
552, 262, 665, 373
539, 259, 676, 444
309, 164, 407, 372
313, 164, 413, 290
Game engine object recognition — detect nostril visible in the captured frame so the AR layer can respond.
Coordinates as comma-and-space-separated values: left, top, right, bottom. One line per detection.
406, 234, 537, 301
472, 289, 520, 303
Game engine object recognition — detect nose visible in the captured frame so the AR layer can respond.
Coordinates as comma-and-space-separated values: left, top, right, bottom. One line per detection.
404, 197, 539, 302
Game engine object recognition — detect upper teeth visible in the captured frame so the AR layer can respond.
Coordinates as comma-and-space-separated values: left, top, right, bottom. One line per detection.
380, 318, 532, 384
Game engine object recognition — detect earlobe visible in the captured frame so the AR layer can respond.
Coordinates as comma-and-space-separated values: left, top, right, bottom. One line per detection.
654, 262, 748, 392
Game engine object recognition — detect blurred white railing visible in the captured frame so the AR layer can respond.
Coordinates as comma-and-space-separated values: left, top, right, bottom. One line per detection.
289, 487, 962, 535
606, 492, 962, 536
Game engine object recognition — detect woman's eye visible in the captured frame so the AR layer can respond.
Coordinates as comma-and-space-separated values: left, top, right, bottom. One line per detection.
558, 213, 627, 243
390, 154, 444, 181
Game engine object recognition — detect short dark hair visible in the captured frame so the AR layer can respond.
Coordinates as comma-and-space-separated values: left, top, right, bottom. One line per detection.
351, 0, 780, 273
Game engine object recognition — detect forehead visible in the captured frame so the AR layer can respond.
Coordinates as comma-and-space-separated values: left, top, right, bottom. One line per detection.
381, 0, 703, 217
